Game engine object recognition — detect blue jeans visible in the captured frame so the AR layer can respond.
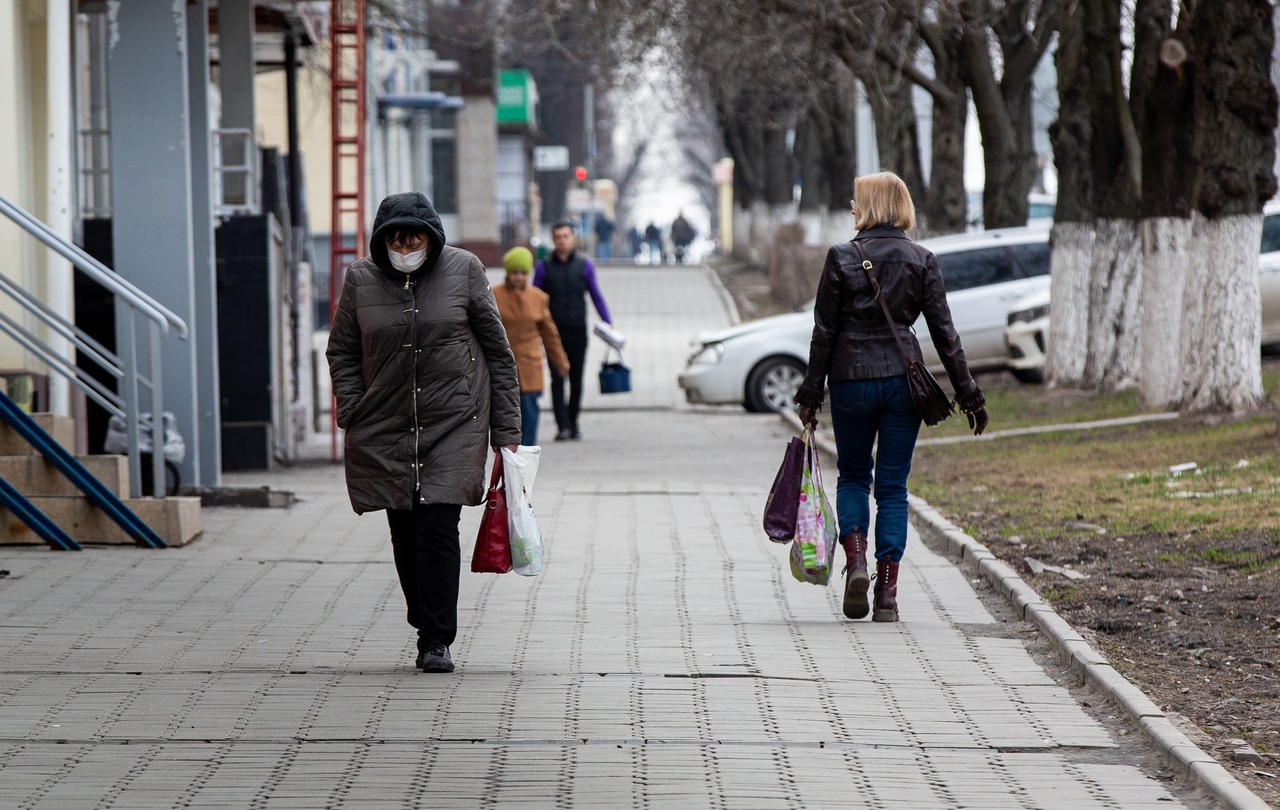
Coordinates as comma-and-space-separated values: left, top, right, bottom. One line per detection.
519, 392, 541, 446
828, 376, 922, 563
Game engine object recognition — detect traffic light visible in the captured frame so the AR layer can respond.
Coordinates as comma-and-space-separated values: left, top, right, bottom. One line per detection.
574, 166, 588, 182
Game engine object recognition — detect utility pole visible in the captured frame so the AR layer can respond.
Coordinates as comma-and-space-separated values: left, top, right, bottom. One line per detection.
583, 82, 596, 256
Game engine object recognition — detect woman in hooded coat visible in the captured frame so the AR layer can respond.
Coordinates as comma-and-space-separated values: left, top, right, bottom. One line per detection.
327, 192, 522, 673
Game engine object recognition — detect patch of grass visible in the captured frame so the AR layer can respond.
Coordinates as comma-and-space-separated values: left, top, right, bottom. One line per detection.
1198, 546, 1280, 574
924, 384, 1151, 439
1200, 547, 1236, 565
911, 408, 1280, 547
1043, 586, 1077, 602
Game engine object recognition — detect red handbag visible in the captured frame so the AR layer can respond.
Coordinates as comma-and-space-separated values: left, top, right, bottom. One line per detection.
471, 451, 512, 574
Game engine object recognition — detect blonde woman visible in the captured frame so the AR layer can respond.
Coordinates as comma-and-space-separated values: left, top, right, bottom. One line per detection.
794, 172, 989, 623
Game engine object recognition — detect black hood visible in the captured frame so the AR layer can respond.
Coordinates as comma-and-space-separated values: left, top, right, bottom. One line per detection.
369, 192, 447, 280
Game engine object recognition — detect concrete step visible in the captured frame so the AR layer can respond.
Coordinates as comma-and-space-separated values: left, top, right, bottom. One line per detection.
0, 454, 129, 498
0, 413, 75, 456
0, 495, 203, 547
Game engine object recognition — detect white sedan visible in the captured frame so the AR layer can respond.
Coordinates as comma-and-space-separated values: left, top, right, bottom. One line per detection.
680, 226, 1052, 412
1004, 202, 1280, 380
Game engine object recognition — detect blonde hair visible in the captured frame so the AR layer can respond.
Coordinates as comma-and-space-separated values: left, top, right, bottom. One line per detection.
853, 171, 916, 231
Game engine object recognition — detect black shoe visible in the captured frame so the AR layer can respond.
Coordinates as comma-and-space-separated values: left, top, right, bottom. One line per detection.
420, 644, 454, 673
570, 428, 582, 440
555, 428, 572, 441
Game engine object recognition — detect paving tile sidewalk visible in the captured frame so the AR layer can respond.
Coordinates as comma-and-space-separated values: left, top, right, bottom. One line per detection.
0, 267, 1219, 808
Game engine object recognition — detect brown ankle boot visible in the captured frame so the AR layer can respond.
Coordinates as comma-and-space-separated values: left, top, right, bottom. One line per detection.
841, 532, 870, 619
872, 560, 900, 622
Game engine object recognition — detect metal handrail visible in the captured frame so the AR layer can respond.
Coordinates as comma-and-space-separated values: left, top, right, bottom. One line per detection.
0, 194, 187, 338
0, 272, 122, 376
0, 308, 125, 417
0, 192, 187, 498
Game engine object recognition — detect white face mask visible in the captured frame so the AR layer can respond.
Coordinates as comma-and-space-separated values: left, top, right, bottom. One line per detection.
389, 247, 426, 274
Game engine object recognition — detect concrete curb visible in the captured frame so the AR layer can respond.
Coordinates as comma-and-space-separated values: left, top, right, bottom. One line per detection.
778, 409, 1271, 810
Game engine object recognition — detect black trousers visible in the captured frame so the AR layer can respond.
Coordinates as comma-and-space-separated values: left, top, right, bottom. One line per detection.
549, 324, 589, 432
386, 502, 463, 651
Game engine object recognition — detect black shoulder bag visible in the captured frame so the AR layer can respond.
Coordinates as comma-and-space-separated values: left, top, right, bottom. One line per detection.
850, 243, 955, 426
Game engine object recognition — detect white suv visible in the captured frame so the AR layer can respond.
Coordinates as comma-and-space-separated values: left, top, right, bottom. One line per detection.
1004, 203, 1280, 382
679, 225, 1052, 412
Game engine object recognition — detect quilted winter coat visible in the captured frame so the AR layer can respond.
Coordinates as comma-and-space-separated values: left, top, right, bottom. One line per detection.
326, 192, 522, 513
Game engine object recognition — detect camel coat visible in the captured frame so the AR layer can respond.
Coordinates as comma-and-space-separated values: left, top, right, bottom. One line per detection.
493, 281, 570, 393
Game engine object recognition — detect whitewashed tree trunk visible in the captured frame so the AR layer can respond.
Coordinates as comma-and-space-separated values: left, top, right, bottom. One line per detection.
1177, 213, 1264, 414
1046, 221, 1094, 386
1137, 216, 1192, 408
1083, 218, 1143, 390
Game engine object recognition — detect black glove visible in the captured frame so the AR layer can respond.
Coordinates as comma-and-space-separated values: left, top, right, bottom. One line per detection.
792, 384, 824, 412
956, 387, 986, 414
966, 406, 989, 436
797, 405, 819, 429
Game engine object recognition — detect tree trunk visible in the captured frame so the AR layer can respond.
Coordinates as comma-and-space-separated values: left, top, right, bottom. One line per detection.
1138, 217, 1191, 407
763, 121, 794, 206
796, 68, 858, 214
1083, 219, 1142, 389
795, 112, 828, 213
822, 73, 860, 212
1045, 3, 1092, 387
866, 61, 926, 207
718, 90, 794, 211
921, 15, 967, 236
1179, 0, 1278, 413
1178, 215, 1264, 412
980, 84, 1038, 230
1082, 0, 1141, 391
958, 0, 1053, 230
1135, 4, 1195, 409
1047, 222, 1094, 384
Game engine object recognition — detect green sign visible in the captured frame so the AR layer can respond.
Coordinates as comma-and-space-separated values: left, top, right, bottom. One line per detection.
496, 69, 536, 126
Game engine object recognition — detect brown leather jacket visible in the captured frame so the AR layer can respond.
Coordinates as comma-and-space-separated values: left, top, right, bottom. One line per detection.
794, 225, 982, 410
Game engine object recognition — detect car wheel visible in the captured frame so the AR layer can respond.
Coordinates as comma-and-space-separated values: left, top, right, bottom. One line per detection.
745, 356, 807, 413
1011, 367, 1044, 384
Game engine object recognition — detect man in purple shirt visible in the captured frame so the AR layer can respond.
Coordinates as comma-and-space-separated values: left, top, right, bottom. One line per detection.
533, 220, 613, 441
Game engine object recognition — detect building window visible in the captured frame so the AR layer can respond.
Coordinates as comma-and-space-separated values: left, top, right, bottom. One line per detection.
427, 107, 458, 214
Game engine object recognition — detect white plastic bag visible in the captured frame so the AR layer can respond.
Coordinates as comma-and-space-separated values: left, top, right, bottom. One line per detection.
502, 446, 543, 576
103, 411, 187, 464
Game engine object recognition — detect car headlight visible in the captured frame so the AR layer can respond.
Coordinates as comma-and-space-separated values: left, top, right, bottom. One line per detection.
1008, 304, 1050, 326
688, 342, 725, 366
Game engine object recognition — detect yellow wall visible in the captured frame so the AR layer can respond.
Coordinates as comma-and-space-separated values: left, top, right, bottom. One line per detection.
255, 57, 335, 235
0, 0, 41, 371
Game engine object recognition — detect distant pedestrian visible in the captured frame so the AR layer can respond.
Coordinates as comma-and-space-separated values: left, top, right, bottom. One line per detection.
594, 214, 616, 260
327, 192, 522, 674
670, 211, 696, 264
793, 172, 988, 623
494, 247, 570, 446
644, 221, 663, 264
626, 224, 643, 259
534, 220, 614, 441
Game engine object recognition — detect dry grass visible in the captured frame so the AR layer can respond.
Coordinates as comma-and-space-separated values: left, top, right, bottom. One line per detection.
912, 414, 1280, 549
910, 361, 1280, 568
